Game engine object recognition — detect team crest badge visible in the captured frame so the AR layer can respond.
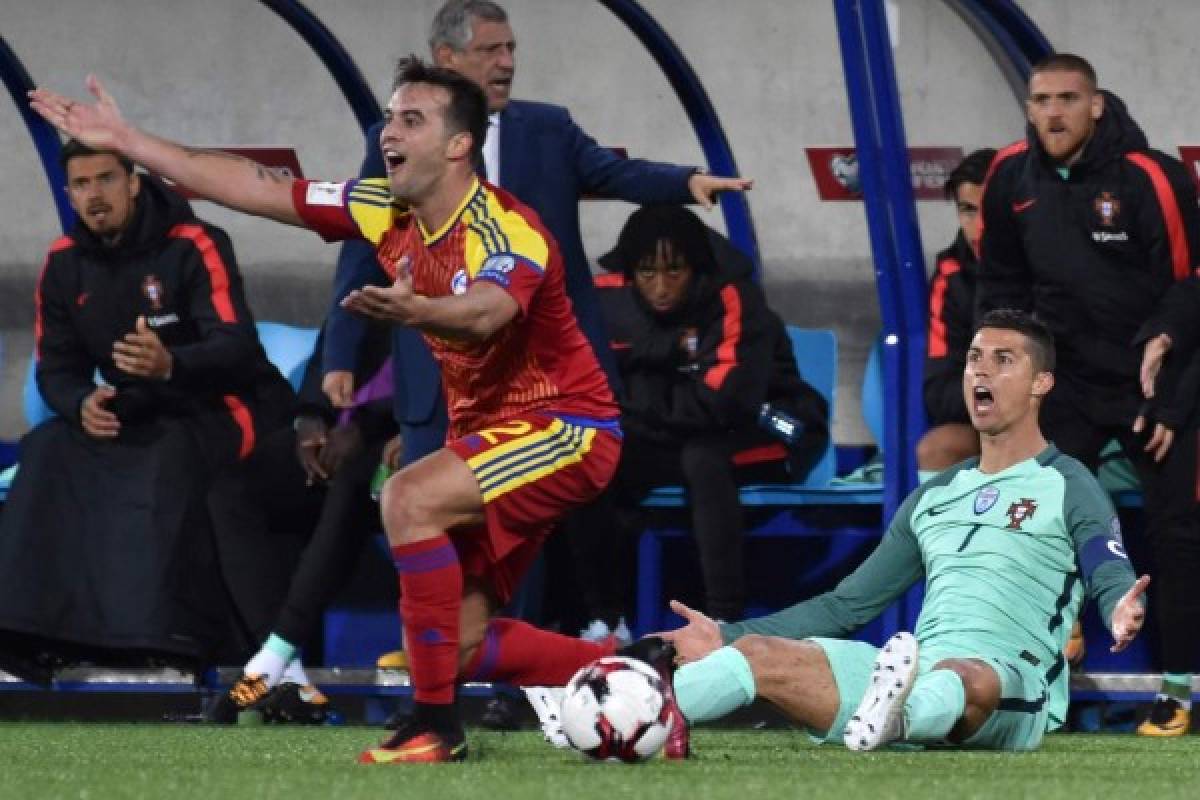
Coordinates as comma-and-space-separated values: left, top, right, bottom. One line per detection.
142, 275, 164, 310
1005, 498, 1038, 530
680, 327, 699, 360
450, 268, 468, 295
1094, 191, 1120, 227
974, 486, 999, 515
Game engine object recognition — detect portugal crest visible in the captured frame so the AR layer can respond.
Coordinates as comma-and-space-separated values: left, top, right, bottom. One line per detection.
1094, 191, 1120, 227
1005, 498, 1038, 530
141, 274, 164, 310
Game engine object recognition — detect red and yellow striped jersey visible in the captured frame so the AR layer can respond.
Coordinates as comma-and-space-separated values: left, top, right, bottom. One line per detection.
292, 177, 615, 436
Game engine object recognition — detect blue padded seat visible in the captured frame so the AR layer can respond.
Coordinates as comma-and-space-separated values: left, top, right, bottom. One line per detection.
253, 321, 318, 392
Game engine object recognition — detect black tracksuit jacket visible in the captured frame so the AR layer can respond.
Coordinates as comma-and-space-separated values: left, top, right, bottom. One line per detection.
598, 247, 828, 451
979, 91, 1200, 426
35, 176, 294, 463
925, 231, 978, 425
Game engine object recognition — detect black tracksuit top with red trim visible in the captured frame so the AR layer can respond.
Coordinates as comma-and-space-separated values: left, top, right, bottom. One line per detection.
979, 90, 1200, 423
924, 231, 976, 425
597, 259, 827, 448
35, 176, 294, 459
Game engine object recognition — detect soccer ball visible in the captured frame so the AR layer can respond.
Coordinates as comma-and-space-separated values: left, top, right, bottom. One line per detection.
560, 656, 673, 763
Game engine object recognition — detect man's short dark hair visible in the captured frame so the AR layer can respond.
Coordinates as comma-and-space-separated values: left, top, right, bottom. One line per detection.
392, 55, 488, 168
944, 148, 997, 200
430, 0, 508, 52
976, 309, 1056, 374
60, 138, 134, 175
1030, 53, 1097, 90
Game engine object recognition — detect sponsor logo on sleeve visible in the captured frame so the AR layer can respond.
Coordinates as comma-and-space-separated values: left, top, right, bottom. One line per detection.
306, 181, 345, 207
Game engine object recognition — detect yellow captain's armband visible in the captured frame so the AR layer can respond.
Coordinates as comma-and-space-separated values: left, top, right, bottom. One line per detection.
346, 178, 406, 245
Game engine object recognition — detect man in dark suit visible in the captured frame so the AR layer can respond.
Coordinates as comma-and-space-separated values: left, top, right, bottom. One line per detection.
322, 0, 751, 457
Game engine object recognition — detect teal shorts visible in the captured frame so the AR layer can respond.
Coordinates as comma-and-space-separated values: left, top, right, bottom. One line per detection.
809, 637, 1049, 751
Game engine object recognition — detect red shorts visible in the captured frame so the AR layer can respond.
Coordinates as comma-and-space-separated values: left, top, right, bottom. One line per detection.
445, 412, 621, 603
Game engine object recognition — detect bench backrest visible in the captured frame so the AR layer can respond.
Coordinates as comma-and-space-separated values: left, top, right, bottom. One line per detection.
785, 326, 836, 487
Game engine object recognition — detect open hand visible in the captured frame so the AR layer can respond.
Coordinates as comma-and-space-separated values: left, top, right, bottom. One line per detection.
1139, 334, 1172, 400
1110, 574, 1150, 653
81, 385, 120, 439
1132, 413, 1174, 463
688, 173, 754, 210
650, 599, 723, 665
112, 316, 173, 380
294, 415, 329, 484
341, 256, 424, 324
29, 74, 130, 152
322, 370, 355, 408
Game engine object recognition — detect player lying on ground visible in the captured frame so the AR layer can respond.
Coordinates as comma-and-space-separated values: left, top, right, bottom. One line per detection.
647, 310, 1147, 752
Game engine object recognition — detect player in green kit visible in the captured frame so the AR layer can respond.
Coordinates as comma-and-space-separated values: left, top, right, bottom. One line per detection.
654, 309, 1150, 751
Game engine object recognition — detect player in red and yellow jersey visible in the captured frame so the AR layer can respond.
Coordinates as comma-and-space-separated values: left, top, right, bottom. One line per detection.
30, 59, 648, 763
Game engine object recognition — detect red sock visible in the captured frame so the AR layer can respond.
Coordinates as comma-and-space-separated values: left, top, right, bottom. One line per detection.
392, 537, 462, 704
461, 617, 616, 686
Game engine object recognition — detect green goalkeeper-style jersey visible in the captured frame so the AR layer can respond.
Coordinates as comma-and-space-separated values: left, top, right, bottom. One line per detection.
720, 444, 1137, 728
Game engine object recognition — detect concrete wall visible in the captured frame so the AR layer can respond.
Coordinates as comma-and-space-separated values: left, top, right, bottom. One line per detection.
2, 0, 1197, 444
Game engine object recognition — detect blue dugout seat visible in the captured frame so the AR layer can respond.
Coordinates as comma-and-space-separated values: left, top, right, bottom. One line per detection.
253, 321, 318, 392
635, 327, 887, 635
0, 322, 316, 503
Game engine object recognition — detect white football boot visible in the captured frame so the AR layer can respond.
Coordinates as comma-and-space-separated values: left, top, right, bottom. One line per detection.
844, 632, 919, 751
523, 686, 570, 749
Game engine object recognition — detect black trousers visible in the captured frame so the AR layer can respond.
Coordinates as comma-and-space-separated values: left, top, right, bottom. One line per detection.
0, 418, 237, 660
205, 426, 320, 660
270, 435, 386, 647
268, 401, 448, 653
570, 425, 825, 624
1041, 385, 1200, 673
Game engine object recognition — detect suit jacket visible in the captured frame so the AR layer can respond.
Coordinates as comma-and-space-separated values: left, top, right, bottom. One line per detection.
325, 99, 697, 426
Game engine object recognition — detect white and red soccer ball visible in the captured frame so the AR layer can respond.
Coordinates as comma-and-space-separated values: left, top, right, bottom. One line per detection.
559, 656, 673, 763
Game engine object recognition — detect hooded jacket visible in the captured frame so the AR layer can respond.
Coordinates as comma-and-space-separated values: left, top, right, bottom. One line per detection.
978, 90, 1200, 425
925, 231, 977, 425
598, 215, 828, 449
35, 176, 294, 461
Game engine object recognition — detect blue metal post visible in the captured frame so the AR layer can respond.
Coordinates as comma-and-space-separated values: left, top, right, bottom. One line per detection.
1, 36, 73, 232
858, 0, 927, 494
833, 0, 915, 517
599, 0, 761, 276
944, 0, 1052, 98
259, 0, 382, 133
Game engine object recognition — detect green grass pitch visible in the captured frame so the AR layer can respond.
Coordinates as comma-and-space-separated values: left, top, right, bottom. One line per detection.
4, 724, 1200, 800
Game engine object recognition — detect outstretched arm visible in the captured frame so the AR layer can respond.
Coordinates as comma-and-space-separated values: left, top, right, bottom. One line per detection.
30, 75, 302, 226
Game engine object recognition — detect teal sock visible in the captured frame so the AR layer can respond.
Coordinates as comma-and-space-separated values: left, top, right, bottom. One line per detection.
1161, 673, 1192, 708
674, 646, 757, 724
265, 633, 297, 662
244, 633, 296, 688
903, 669, 966, 742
